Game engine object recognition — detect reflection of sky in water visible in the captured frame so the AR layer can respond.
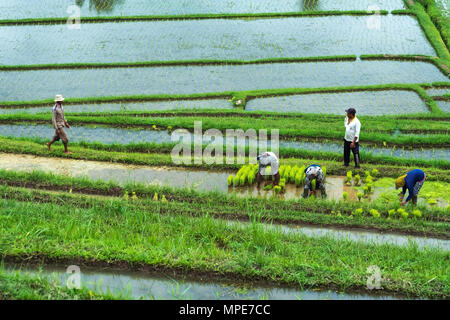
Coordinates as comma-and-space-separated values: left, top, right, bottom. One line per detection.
0, 124, 448, 161
5, 263, 401, 300
246, 90, 429, 115
0, 0, 406, 18
0, 100, 233, 115
1, 61, 448, 102
0, 16, 433, 65
436, 101, 450, 113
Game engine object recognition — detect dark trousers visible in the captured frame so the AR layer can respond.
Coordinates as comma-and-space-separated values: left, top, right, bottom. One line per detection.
344, 139, 360, 167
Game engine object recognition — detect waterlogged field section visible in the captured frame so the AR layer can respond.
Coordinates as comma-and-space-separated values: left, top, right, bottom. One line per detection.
246, 90, 429, 115
0, 0, 406, 19
1, 61, 448, 101
0, 99, 233, 115
437, 101, 450, 113
0, 124, 448, 161
0, 16, 435, 65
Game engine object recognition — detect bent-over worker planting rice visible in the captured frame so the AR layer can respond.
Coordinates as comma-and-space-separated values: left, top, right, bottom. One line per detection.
395, 169, 426, 206
256, 151, 280, 188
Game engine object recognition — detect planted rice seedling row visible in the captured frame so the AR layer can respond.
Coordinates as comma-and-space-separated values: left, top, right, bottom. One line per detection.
0, 124, 448, 160
0, 0, 406, 20
1, 61, 448, 102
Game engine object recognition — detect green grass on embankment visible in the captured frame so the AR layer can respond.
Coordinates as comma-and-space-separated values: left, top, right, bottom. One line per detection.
0, 175, 447, 238
0, 56, 358, 71
0, 268, 121, 300
0, 112, 449, 147
0, 10, 389, 26
0, 197, 447, 299
401, 0, 450, 63
0, 137, 449, 174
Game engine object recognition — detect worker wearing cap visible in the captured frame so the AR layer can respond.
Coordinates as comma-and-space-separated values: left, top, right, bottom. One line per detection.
344, 108, 361, 168
46, 94, 72, 154
302, 164, 327, 198
395, 169, 426, 206
256, 152, 280, 188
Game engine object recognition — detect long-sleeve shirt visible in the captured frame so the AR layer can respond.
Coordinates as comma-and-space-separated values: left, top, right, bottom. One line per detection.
344, 116, 361, 143
52, 104, 66, 129
402, 169, 425, 203
258, 152, 279, 175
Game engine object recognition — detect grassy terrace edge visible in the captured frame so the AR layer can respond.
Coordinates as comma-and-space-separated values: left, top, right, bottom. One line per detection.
0, 174, 448, 239
0, 197, 448, 299
0, 10, 389, 25
1, 83, 449, 114
1, 136, 449, 171
0, 56, 358, 71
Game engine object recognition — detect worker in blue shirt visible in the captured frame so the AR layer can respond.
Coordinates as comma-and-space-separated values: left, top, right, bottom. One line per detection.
395, 169, 426, 206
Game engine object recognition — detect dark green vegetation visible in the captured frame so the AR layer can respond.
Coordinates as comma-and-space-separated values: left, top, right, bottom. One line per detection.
0, 172, 448, 238
0, 197, 448, 299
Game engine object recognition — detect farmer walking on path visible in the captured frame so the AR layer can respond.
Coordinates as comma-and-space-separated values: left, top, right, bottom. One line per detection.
344, 108, 361, 168
395, 169, 426, 206
256, 151, 280, 188
46, 94, 72, 154
302, 164, 327, 198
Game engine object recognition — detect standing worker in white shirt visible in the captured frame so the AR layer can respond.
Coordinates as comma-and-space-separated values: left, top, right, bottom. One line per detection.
344, 108, 361, 169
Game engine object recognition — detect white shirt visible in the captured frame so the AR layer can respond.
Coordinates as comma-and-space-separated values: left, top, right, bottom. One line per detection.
344, 116, 361, 143
258, 152, 279, 175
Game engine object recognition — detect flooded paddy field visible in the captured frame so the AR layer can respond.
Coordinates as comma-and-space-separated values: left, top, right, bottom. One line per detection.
0, 124, 448, 161
0, 153, 448, 208
2, 263, 403, 300
0, 0, 406, 19
436, 101, 450, 113
0, 16, 434, 65
246, 90, 429, 115
0, 99, 234, 115
1, 61, 448, 102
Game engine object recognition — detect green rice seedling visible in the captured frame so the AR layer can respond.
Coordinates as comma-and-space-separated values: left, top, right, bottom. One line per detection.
371, 169, 379, 178
248, 174, 255, 185
412, 210, 422, 218
363, 186, 369, 196
354, 174, 361, 186
352, 208, 364, 217
161, 195, 168, 203
388, 209, 396, 218
357, 192, 363, 201
227, 175, 234, 187
365, 171, 371, 178
397, 208, 409, 219
233, 175, 240, 187
369, 209, 381, 219
367, 183, 373, 193
264, 184, 273, 191
428, 199, 438, 205
289, 166, 298, 184
274, 186, 282, 194
153, 193, 158, 201
239, 174, 247, 187
295, 171, 302, 187
322, 166, 326, 178
279, 165, 286, 178
343, 192, 348, 201
284, 166, 291, 181
131, 192, 138, 201
366, 176, 373, 184
346, 171, 352, 186
311, 179, 316, 191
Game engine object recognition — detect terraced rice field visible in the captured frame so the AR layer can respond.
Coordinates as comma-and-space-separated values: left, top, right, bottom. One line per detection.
0, 0, 449, 302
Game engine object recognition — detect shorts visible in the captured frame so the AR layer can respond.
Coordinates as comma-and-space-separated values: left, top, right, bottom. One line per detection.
53, 127, 69, 144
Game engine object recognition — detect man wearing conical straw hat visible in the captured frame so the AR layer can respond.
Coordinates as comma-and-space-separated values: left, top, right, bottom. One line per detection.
46, 94, 72, 154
